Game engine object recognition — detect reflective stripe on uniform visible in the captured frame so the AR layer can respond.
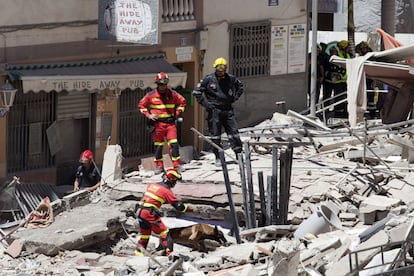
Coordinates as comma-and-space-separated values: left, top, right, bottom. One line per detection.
139, 234, 151, 240
167, 138, 177, 145
144, 192, 165, 205
156, 113, 174, 118
142, 202, 160, 210
149, 104, 176, 109
158, 229, 169, 237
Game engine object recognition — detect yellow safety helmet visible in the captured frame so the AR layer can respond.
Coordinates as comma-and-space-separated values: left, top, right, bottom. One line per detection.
337, 40, 349, 48
213, 57, 227, 71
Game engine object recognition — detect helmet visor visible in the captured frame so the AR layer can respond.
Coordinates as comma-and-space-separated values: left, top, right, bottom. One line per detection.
157, 78, 169, 85
215, 64, 226, 72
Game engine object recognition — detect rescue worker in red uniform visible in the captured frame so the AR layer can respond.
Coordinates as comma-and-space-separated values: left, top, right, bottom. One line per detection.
134, 168, 196, 256
192, 57, 244, 166
138, 72, 186, 174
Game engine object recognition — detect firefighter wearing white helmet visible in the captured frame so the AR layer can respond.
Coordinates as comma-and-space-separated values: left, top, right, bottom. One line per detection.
193, 57, 244, 166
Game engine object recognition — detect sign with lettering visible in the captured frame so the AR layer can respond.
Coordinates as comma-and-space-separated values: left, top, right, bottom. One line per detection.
268, 0, 279, 6
175, 46, 193, 62
98, 0, 159, 44
306, 0, 339, 13
19, 73, 187, 93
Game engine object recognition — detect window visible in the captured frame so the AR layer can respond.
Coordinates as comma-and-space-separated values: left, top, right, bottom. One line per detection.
230, 21, 271, 78
7, 89, 55, 172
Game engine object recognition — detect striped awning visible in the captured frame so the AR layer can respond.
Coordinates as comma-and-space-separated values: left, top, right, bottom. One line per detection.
6, 53, 187, 93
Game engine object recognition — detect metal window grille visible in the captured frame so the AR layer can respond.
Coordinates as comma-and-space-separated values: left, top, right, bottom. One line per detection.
230, 21, 270, 78
7, 85, 55, 173
119, 88, 153, 158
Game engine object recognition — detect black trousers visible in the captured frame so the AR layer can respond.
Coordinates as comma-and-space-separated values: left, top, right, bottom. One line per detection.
207, 107, 242, 159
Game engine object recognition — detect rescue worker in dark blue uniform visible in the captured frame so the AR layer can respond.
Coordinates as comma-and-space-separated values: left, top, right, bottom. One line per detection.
73, 149, 101, 192
193, 57, 244, 166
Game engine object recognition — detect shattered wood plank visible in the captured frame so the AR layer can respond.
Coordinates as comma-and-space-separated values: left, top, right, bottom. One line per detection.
343, 144, 402, 160
287, 110, 332, 131
301, 247, 336, 267
239, 123, 303, 133
387, 134, 414, 162
240, 225, 297, 239
256, 245, 273, 256
318, 137, 375, 152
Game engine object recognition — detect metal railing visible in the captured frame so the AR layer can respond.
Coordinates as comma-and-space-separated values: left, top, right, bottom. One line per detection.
160, 0, 195, 22
348, 240, 414, 275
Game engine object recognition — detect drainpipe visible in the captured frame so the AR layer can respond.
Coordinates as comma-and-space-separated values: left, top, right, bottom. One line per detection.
310, 0, 318, 117
381, 0, 395, 36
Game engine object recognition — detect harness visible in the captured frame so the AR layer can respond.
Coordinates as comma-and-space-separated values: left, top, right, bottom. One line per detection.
135, 202, 163, 217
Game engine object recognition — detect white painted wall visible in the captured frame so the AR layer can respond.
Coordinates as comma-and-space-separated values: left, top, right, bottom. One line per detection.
333, 0, 382, 32
0, 0, 97, 25
201, 0, 309, 127
202, 0, 307, 77
0, 0, 97, 47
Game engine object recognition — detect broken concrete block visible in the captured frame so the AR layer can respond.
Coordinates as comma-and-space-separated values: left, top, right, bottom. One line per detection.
101, 144, 123, 184
4, 239, 23, 258
339, 212, 357, 221
325, 230, 389, 276
125, 256, 151, 274
359, 195, 401, 225
272, 238, 301, 276
388, 222, 410, 244
62, 189, 91, 210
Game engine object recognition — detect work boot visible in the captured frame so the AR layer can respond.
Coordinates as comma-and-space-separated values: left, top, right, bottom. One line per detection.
154, 166, 164, 175
215, 159, 221, 167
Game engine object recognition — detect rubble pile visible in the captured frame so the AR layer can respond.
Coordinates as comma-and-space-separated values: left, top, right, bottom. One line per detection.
1, 112, 414, 275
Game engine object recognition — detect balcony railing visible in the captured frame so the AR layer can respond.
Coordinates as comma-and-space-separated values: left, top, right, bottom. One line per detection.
160, 0, 195, 22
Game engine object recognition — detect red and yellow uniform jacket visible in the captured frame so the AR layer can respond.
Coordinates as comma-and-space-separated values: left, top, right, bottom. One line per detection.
141, 182, 190, 213
138, 88, 186, 121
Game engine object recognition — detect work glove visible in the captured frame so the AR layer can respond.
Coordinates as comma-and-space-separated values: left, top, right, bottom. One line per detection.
148, 114, 158, 121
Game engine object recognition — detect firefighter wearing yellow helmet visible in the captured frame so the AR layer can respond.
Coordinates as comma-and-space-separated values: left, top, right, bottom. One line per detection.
193, 57, 244, 167
329, 40, 351, 117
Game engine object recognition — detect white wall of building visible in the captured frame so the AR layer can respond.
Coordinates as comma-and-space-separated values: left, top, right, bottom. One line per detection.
201, 0, 309, 127
333, 0, 382, 33
202, 0, 307, 77
0, 0, 97, 47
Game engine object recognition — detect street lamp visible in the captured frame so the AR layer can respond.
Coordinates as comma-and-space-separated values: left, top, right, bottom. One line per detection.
0, 80, 17, 116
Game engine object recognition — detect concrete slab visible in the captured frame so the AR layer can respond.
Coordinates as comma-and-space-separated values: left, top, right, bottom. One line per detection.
12, 199, 125, 256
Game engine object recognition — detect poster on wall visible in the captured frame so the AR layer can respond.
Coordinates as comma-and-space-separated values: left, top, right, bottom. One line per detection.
270, 25, 288, 75
287, 23, 307, 74
98, 0, 159, 44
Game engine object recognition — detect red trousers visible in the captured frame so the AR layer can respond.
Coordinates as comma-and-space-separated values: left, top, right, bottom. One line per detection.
153, 122, 181, 168
136, 209, 173, 255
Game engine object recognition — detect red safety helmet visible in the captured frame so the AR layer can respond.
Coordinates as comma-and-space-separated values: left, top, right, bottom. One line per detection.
165, 168, 182, 182
154, 72, 169, 84
79, 150, 93, 163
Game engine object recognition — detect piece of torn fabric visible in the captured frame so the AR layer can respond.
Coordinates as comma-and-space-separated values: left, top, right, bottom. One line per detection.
346, 52, 375, 127
24, 197, 54, 229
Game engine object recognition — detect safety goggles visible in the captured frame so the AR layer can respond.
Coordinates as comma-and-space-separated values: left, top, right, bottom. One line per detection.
215, 64, 226, 72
